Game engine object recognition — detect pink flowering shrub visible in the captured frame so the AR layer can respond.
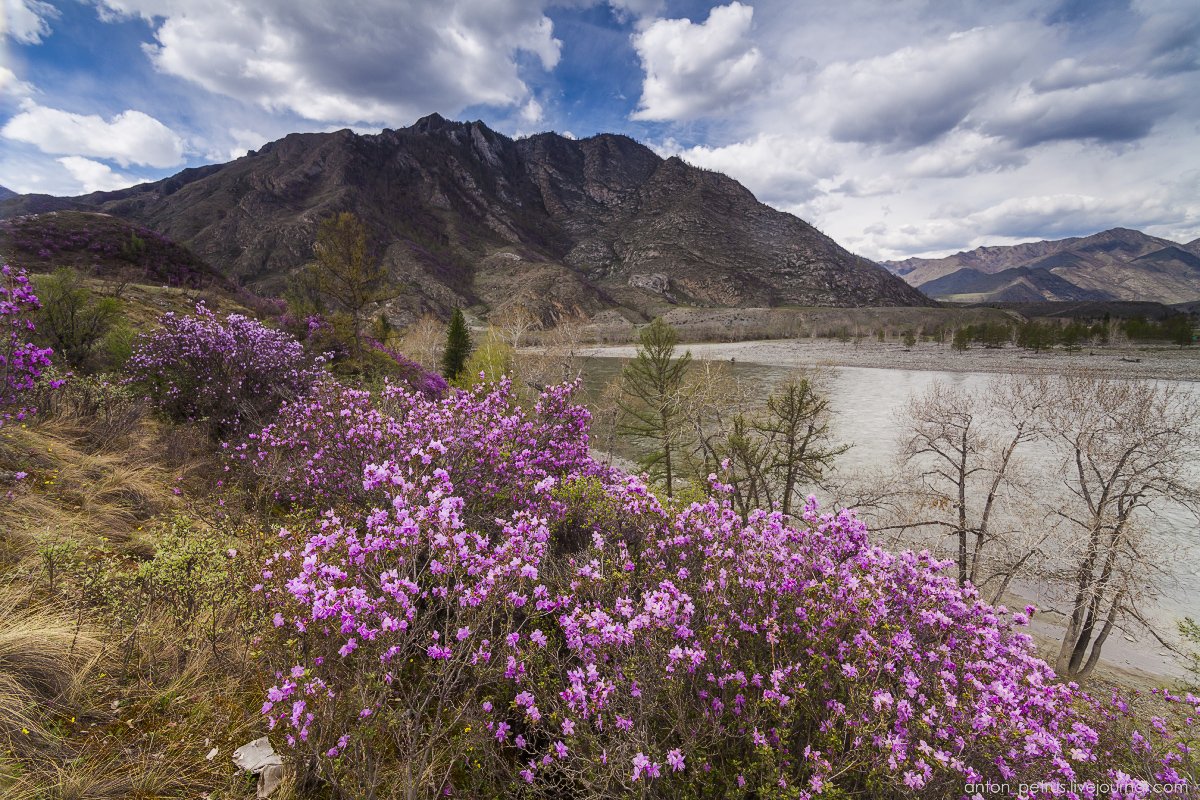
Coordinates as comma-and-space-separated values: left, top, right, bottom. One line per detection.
128, 305, 322, 436
365, 339, 448, 398
240, 377, 597, 509
257, 381, 1198, 798
1, 264, 56, 426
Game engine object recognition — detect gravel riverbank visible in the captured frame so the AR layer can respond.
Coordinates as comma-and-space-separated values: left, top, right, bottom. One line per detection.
578, 338, 1200, 381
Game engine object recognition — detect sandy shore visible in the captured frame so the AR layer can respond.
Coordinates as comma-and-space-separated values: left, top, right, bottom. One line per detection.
579, 338, 1200, 382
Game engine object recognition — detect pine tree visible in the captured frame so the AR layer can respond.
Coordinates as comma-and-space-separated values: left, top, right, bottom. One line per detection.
617, 317, 692, 497
441, 308, 472, 380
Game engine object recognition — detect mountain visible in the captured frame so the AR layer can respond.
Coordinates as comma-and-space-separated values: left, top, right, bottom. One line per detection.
917, 266, 1112, 303
0, 115, 930, 322
0, 186, 15, 202
882, 228, 1200, 304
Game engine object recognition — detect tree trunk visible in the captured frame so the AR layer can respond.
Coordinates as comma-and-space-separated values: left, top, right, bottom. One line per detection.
1080, 590, 1124, 677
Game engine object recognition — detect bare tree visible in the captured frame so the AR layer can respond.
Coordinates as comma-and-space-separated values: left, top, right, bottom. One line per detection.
676, 359, 752, 487
894, 375, 1045, 587
398, 314, 444, 372
1041, 371, 1200, 678
491, 304, 541, 351
517, 314, 588, 392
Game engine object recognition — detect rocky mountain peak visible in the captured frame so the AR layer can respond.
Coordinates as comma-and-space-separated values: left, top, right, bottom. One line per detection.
884, 227, 1200, 304
0, 115, 931, 319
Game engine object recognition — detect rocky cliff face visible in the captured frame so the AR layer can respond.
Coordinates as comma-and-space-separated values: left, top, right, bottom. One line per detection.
883, 228, 1200, 304
0, 114, 931, 321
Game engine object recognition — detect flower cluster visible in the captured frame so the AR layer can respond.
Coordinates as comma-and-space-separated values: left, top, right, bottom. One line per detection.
239, 377, 599, 509
1, 264, 56, 426
258, 380, 1198, 798
128, 304, 321, 436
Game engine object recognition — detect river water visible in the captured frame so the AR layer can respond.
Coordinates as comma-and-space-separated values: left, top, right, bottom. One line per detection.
579, 356, 1199, 682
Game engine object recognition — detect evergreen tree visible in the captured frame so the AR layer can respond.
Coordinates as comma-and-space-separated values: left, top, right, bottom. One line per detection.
441, 308, 472, 380
617, 318, 692, 497
309, 211, 397, 365
1164, 314, 1194, 348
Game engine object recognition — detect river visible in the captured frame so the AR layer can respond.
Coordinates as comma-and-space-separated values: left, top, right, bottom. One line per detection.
578, 355, 1199, 682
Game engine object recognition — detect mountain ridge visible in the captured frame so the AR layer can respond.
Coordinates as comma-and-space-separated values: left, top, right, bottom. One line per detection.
0, 115, 931, 322
883, 228, 1200, 304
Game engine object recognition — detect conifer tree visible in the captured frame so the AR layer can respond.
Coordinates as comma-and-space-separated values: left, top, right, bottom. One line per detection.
441, 307, 472, 380
309, 211, 396, 365
617, 317, 692, 496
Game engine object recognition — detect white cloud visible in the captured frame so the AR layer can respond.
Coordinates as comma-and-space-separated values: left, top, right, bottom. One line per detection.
0, 66, 35, 98
56, 156, 141, 192
520, 98, 544, 125
626, 1, 1200, 259
631, 2, 763, 121
1, 100, 186, 167
1031, 58, 1123, 92
981, 76, 1184, 147
659, 133, 845, 206
857, 180, 1200, 260
808, 24, 1045, 148
94, 0, 561, 125
214, 127, 269, 161
902, 131, 1026, 179
3, 0, 58, 43
607, 0, 664, 20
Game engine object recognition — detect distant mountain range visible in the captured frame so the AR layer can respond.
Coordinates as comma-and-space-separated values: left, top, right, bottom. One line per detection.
883, 228, 1200, 305
0, 115, 929, 323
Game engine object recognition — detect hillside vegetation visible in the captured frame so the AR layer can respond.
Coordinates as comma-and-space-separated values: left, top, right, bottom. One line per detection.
0, 262, 1197, 799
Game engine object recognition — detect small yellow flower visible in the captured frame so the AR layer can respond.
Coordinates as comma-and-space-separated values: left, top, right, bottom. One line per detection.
21, 728, 29, 735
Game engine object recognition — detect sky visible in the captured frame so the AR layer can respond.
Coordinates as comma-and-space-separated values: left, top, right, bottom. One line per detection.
1, 0, 1198, 261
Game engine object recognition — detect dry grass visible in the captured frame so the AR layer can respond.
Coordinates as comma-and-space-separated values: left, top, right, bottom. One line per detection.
0, 414, 180, 557
0, 389, 271, 798
0, 586, 101, 759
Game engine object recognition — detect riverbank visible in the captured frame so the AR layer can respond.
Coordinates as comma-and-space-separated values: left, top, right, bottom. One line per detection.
577, 338, 1200, 381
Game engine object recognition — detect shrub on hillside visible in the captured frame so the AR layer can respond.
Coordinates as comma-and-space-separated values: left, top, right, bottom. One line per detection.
256, 380, 1198, 799
363, 339, 448, 398
128, 304, 321, 436
33, 268, 122, 371
240, 377, 596, 509
1, 264, 56, 426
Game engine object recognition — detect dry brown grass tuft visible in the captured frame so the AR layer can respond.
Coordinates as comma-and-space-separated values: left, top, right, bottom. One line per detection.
0, 585, 101, 759
0, 419, 181, 556
0, 375, 275, 798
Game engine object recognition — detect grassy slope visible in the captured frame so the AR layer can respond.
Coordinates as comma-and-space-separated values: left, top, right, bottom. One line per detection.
0, 275, 284, 799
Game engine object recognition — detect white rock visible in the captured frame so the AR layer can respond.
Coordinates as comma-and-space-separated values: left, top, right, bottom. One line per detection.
232, 737, 283, 774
